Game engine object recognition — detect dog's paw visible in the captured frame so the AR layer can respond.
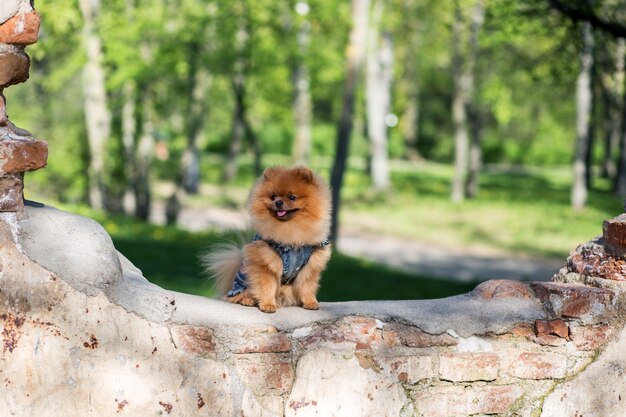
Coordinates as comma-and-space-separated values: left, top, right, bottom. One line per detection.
240, 294, 256, 307
302, 301, 319, 310
259, 303, 277, 313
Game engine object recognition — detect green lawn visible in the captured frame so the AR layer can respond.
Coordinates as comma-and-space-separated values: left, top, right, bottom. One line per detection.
50, 161, 620, 301
103, 216, 478, 301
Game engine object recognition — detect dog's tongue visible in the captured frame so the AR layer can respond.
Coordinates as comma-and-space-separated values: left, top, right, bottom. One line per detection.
277, 210, 287, 217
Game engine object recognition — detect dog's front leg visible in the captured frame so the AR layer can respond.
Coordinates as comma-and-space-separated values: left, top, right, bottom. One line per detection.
293, 244, 332, 310
244, 241, 283, 313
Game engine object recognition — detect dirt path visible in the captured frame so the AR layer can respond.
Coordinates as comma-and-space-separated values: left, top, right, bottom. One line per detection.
150, 203, 563, 282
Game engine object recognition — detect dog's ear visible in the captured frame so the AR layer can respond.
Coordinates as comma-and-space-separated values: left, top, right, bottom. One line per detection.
263, 166, 280, 181
294, 166, 314, 184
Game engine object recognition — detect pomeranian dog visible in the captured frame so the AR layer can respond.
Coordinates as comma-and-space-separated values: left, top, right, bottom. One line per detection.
203, 166, 332, 313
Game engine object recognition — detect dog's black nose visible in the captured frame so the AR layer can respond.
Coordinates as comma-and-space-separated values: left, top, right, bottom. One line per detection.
275, 199, 284, 208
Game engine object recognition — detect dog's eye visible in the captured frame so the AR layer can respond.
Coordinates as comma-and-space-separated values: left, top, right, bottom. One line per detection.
288, 195, 297, 201
271, 195, 277, 201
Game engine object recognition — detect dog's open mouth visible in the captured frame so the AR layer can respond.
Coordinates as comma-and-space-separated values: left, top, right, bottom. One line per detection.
274, 208, 298, 220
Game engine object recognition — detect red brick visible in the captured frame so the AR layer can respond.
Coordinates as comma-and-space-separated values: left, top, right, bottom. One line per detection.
472, 279, 532, 299
382, 322, 457, 348
569, 246, 626, 281
570, 324, 612, 351
297, 316, 385, 350
439, 352, 499, 382
604, 217, 626, 248
531, 282, 617, 322
235, 353, 293, 394
0, 173, 23, 211
497, 322, 534, 339
0, 51, 30, 87
0, 138, 48, 174
533, 319, 569, 346
382, 355, 434, 383
235, 326, 291, 353
0, 12, 40, 45
505, 351, 567, 379
535, 319, 569, 338
414, 385, 523, 417
171, 325, 216, 358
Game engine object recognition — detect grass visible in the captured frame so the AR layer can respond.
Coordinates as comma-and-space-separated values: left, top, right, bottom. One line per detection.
73, 209, 477, 301
182, 159, 621, 261
42, 160, 621, 301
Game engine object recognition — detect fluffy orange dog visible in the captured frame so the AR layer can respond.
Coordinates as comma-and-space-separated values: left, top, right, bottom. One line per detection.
203, 166, 332, 313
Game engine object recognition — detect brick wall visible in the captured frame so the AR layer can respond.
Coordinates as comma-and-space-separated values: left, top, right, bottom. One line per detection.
0, 0, 47, 213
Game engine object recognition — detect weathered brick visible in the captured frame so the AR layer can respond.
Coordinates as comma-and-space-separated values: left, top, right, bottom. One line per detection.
0, 173, 23, 211
381, 354, 434, 384
235, 353, 293, 394
505, 351, 567, 379
531, 282, 617, 323
569, 244, 626, 281
535, 319, 569, 339
414, 385, 523, 417
0, 11, 40, 44
297, 316, 385, 350
534, 319, 569, 345
570, 324, 612, 351
604, 217, 626, 248
0, 51, 30, 87
235, 325, 291, 353
382, 322, 457, 348
472, 279, 532, 299
171, 325, 216, 358
439, 352, 499, 382
0, 137, 48, 174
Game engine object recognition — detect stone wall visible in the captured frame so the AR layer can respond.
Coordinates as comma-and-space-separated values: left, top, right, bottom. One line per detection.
2, 3, 626, 417
2, 203, 626, 417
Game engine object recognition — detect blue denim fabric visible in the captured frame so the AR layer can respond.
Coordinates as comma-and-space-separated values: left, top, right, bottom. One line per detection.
226, 234, 330, 297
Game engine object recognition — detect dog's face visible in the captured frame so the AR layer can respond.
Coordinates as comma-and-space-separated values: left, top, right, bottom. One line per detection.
248, 166, 331, 245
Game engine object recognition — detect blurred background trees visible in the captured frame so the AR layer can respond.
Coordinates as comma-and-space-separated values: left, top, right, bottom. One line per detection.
7, 0, 626, 237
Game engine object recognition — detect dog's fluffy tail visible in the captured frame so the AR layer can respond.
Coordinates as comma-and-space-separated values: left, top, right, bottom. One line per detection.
200, 243, 243, 296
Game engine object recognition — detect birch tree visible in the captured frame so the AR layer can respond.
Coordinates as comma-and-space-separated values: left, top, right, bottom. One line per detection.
572, 21, 594, 210
330, 0, 370, 241
78, 0, 111, 211
451, 0, 484, 203
292, 0, 313, 166
366, 0, 393, 191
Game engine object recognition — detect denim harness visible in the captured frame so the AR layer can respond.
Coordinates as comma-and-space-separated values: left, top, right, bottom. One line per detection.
227, 234, 330, 297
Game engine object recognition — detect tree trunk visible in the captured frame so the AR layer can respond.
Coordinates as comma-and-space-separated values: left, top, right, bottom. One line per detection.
134, 93, 155, 221
329, 0, 370, 241
181, 46, 211, 195
121, 82, 137, 215
223, 72, 261, 181
400, 0, 421, 162
464, 0, 484, 199
605, 38, 625, 181
366, 0, 393, 191
223, 74, 246, 183
615, 42, 626, 196
451, 0, 470, 204
223, 10, 259, 183
466, 109, 482, 198
78, 0, 111, 211
292, 1, 313, 166
572, 21, 594, 210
